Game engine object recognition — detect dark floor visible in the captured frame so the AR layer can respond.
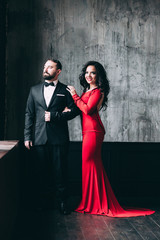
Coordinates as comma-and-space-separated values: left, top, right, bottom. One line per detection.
11, 196, 160, 240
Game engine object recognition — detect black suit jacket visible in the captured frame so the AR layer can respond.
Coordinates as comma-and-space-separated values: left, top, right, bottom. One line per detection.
24, 81, 80, 145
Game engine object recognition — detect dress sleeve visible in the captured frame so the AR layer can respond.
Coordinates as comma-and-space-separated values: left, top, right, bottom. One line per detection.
72, 89, 102, 115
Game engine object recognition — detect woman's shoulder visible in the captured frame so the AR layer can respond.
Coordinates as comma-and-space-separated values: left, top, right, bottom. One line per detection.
82, 88, 101, 97
90, 88, 101, 95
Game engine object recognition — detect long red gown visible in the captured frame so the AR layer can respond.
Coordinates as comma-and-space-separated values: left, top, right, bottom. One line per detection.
72, 88, 155, 217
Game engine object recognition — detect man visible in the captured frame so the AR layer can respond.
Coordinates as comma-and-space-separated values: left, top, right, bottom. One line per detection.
24, 59, 79, 214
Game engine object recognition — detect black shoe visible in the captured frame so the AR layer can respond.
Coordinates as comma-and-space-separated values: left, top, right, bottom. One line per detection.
59, 201, 71, 215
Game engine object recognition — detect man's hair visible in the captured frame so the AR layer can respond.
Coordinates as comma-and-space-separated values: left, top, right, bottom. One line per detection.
51, 59, 62, 70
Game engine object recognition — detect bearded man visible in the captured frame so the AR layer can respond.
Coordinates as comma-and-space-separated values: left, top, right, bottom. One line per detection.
24, 59, 79, 214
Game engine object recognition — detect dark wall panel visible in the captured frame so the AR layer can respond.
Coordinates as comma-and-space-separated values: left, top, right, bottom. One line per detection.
0, 0, 6, 140
68, 142, 160, 206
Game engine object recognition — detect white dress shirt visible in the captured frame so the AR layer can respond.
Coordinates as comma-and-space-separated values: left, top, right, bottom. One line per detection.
44, 80, 58, 107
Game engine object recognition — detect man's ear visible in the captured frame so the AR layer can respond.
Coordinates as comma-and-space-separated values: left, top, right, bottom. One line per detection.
57, 69, 61, 75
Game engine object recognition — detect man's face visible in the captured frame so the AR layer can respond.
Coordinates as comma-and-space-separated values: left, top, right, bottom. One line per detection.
43, 60, 61, 80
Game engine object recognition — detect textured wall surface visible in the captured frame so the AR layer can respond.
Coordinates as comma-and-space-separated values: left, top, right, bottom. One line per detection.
6, 0, 160, 142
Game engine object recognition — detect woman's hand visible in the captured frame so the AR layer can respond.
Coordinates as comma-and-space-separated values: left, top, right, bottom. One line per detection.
63, 107, 71, 112
67, 85, 77, 96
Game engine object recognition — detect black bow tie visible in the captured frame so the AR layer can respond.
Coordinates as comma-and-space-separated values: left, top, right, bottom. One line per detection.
44, 81, 55, 87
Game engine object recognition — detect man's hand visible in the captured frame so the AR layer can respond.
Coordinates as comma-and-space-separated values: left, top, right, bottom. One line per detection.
45, 111, 51, 121
63, 107, 71, 112
24, 141, 32, 150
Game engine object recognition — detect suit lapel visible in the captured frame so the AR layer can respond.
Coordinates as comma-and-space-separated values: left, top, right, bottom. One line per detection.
40, 83, 48, 109
47, 81, 63, 108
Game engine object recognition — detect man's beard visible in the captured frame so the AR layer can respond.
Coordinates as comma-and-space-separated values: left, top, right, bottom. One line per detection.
43, 72, 56, 80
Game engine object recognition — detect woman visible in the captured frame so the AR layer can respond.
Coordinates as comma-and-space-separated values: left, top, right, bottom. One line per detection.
67, 61, 154, 217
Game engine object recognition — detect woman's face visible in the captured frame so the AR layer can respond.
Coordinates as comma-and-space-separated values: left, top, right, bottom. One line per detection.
85, 65, 97, 86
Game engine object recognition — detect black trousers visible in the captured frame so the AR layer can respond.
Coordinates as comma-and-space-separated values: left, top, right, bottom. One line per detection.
28, 142, 69, 206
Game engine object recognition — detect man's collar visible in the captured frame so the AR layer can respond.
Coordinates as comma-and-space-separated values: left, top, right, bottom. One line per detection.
45, 79, 59, 86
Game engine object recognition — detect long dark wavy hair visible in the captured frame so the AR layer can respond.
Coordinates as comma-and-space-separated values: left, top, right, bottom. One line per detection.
79, 61, 110, 110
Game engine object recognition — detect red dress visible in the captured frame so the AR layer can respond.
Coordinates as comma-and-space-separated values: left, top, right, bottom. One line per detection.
72, 88, 155, 217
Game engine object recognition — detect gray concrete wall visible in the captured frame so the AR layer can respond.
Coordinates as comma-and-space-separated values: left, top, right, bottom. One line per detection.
5, 0, 160, 142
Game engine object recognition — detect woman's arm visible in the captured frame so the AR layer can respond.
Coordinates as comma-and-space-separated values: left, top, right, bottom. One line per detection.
67, 86, 102, 115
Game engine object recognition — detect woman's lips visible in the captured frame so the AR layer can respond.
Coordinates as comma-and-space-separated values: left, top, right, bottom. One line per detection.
86, 78, 92, 81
